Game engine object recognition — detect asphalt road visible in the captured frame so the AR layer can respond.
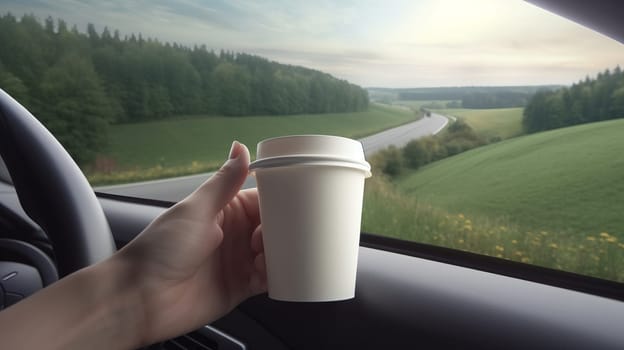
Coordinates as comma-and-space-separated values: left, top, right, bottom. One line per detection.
360, 113, 447, 155
96, 113, 448, 202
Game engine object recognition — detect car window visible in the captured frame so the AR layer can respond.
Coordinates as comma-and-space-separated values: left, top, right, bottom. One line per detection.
1, 0, 623, 283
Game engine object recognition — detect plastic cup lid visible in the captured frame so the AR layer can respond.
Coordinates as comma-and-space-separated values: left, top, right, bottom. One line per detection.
249, 135, 371, 177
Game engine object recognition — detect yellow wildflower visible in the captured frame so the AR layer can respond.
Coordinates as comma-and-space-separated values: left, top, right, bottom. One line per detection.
458, 239, 464, 244
511, 240, 518, 244
540, 231, 548, 236
496, 254, 503, 258
607, 236, 617, 243
521, 257, 530, 263
495, 245, 505, 252
458, 213, 465, 219
587, 236, 596, 241
618, 243, 624, 249
549, 243, 558, 249
599, 232, 610, 238
514, 251, 523, 257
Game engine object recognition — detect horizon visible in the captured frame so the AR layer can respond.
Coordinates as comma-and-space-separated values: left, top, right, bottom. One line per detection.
365, 83, 566, 89
3, 0, 624, 88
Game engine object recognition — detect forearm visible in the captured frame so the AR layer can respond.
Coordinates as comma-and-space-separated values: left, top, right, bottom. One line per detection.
0, 256, 145, 350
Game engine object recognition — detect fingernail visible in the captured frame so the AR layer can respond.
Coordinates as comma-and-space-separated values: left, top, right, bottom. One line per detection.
228, 140, 240, 159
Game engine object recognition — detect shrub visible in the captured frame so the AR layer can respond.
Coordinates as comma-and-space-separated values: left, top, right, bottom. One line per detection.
442, 119, 486, 155
444, 139, 475, 156
403, 139, 431, 169
370, 146, 403, 177
489, 136, 502, 143
447, 119, 472, 134
421, 136, 448, 161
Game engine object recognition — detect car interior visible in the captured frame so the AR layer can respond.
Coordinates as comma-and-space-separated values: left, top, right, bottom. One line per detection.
0, 0, 623, 349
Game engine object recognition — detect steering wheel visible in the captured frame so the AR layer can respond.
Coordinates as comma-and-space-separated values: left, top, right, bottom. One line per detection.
0, 89, 116, 280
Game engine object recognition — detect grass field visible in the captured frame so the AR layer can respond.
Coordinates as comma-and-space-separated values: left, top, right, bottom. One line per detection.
399, 118, 624, 235
363, 119, 624, 281
438, 108, 524, 140
88, 104, 416, 183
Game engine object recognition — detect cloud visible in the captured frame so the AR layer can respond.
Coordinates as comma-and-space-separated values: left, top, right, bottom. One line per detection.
2, 0, 623, 87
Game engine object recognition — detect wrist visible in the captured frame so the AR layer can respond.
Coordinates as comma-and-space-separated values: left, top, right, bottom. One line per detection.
64, 254, 144, 349
0, 252, 146, 350
80, 255, 147, 349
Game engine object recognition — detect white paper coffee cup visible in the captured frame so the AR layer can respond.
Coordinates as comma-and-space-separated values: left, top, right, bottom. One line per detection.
249, 135, 371, 302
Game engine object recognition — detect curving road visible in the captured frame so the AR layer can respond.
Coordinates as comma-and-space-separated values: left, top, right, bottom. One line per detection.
360, 113, 447, 155
96, 113, 448, 202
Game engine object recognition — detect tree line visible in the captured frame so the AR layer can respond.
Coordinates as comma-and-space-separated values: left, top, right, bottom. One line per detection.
523, 67, 624, 133
397, 86, 556, 109
0, 13, 369, 164
461, 91, 528, 108
368, 86, 560, 109
397, 90, 529, 108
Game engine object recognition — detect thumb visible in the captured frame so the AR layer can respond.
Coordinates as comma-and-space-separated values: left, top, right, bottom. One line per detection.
194, 141, 250, 216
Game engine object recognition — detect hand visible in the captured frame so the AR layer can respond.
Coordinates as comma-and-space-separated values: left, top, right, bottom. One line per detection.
117, 141, 267, 345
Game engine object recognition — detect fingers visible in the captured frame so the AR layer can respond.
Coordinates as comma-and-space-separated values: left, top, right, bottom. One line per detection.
237, 188, 260, 227
193, 141, 250, 216
254, 253, 266, 274
250, 254, 267, 294
251, 225, 263, 254
250, 225, 267, 293
250, 250, 267, 294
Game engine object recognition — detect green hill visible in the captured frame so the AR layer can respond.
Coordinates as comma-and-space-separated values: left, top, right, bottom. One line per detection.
439, 107, 524, 140
362, 119, 624, 281
398, 118, 624, 237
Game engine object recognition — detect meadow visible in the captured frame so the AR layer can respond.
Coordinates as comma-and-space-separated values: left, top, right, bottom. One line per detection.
363, 119, 624, 282
88, 104, 415, 184
438, 108, 524, 140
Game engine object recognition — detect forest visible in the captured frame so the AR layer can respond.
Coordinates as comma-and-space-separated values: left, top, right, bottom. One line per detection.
523, 67, 624, 133
368, 86, 560, 109
0, 13, 369, 163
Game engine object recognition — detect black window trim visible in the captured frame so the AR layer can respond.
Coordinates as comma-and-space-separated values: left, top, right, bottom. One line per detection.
361, 232, 624, 302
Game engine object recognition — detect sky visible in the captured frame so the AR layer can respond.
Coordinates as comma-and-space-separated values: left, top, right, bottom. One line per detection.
4, 0, 624, 87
